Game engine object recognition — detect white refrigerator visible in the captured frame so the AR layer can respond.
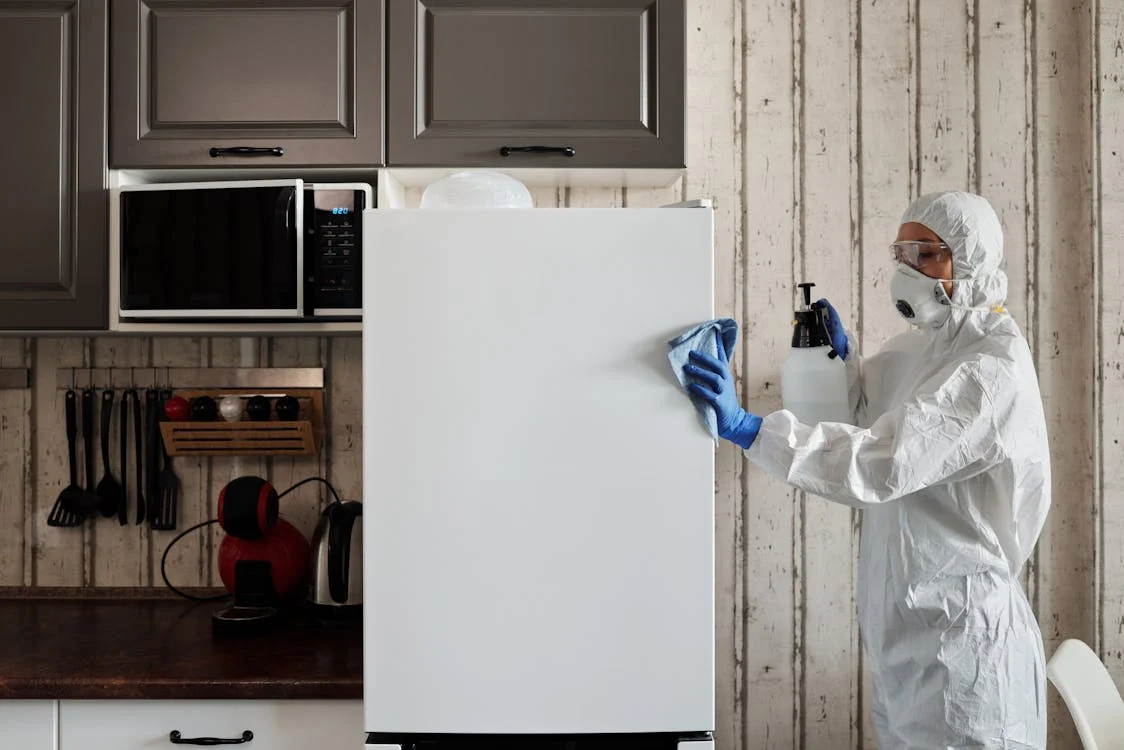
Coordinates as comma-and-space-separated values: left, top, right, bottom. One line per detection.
362, 203, 716, 750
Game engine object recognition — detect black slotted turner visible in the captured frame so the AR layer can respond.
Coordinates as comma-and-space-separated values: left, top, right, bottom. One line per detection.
150, 389, 179, 530
133, 388, 145, 525
118, 388, 131, 525
145, 389, 159, 525
46, 389, 84, 527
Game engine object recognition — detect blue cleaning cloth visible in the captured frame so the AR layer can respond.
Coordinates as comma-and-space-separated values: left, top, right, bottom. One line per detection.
667, 318, 739, 440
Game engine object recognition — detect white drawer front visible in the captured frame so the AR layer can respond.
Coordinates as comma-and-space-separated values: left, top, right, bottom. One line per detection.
59, 699, 361, 750
0, 700, 56, 750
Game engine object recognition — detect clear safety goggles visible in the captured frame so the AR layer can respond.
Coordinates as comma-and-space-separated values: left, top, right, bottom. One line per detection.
889, 240, 952, 270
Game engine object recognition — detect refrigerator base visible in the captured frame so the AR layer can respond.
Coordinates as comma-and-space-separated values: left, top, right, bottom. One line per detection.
365, 733, 714, 750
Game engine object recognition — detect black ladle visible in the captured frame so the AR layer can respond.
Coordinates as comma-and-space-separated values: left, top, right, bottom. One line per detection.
96, 389, 122, 518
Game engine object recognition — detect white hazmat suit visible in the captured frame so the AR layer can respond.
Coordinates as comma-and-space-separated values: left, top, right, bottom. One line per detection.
747, 192, 1051, 748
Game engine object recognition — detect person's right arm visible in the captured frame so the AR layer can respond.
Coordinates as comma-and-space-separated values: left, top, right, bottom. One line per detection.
685, 299, 866, 450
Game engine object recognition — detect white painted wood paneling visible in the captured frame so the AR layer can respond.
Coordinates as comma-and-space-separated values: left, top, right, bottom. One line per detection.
918, 0, 973, 192
978, 2, 1033, 335
1033, 3, 1098, 749
799, 0, 860, 746
326, 336, 362, 505
0, 340, 30, 586
1098, 0, 1124, 692
740, 0, 799, 746
856, 1, 915, 746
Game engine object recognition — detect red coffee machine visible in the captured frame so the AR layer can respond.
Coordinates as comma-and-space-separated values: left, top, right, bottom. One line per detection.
212, 476, 310, 634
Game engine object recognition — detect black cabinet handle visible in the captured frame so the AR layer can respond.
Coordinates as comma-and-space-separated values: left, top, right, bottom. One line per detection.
169, 730, 253, 745
208, 146, 284, 158
499, 145, 575, 157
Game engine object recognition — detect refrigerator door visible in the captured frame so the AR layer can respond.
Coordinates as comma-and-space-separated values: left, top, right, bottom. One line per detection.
363, 207, 715, 736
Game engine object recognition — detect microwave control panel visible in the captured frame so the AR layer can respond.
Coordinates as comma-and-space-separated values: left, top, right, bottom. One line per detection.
307, 187, 367, 315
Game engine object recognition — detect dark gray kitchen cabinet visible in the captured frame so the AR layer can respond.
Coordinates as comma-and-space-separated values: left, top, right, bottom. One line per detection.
0, 0, 108, 330
387, 0, 685, 168
110, 0, 383, 167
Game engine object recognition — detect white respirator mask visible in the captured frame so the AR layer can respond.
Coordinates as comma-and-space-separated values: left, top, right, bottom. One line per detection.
889, 264, 955, 328
890, 264, 1002, 327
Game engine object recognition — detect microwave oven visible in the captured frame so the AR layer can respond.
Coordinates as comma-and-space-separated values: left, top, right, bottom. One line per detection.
115, 178, 373, 321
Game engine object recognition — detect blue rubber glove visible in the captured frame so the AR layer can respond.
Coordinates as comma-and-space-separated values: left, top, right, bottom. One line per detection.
812, 298, 848, 360
684, 345, 762, 450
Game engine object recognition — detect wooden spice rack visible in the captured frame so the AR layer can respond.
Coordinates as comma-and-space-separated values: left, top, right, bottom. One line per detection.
159, 388, 325, 457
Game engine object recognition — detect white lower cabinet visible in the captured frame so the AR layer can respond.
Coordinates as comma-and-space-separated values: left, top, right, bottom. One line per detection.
59, 699, 362, 750
0, 700, 57, 750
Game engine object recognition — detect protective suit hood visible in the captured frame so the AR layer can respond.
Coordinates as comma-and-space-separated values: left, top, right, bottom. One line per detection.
899, 190, 1008, 311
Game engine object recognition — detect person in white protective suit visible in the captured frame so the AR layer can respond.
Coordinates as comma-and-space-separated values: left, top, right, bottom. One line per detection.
683, 191, 1052, 749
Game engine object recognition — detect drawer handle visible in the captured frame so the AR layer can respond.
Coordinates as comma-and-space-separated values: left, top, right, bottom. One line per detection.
169, 729, 254, 745
209, 146, 284, 158
499, 145, 576, 157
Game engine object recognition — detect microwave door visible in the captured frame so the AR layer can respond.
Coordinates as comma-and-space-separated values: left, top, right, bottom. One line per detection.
118, 178, 305, 320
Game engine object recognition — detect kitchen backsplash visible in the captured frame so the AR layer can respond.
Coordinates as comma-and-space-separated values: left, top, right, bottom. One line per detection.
0, 335, 360, 589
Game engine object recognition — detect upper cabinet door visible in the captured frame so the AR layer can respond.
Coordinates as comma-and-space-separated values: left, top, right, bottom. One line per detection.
110, 0, 383, 167
0, 0, 107, 330
387, 0, 685, 168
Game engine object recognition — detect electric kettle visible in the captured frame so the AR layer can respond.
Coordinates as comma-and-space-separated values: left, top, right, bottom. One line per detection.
307, 499, 363, 616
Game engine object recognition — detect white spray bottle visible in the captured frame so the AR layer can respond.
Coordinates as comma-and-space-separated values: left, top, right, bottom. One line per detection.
780, 282, 851, 425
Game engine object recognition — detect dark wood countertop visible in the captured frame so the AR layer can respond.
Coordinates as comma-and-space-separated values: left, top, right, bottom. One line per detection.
0, 589, 362, 700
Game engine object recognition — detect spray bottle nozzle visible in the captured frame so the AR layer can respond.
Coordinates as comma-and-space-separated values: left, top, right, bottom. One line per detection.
797, 282, 816, 310
791, 281, 830, 349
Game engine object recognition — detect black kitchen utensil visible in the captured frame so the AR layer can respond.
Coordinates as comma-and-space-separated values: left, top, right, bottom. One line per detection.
46, 389, 85, 527
76, 388, 100, 514
119, 389, 131, 525
145, 389, 160, 524
134, 387, 145, 525
151, 389, 180, 530
96, 389, 122, 518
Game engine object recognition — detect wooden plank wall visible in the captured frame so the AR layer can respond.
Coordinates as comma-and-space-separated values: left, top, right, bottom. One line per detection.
0, 337, 362, 590
684, 0, 1097, 748
0, 1, 1115, 748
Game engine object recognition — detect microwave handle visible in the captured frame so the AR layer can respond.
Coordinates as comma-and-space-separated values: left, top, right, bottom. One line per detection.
290, 187, 305, 316
209, 146, 284, 158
